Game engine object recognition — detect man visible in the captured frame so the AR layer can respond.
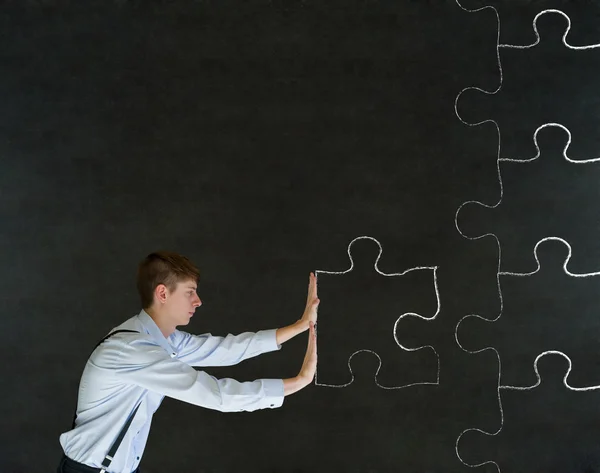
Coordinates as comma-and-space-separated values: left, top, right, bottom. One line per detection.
56, 251, 319, 473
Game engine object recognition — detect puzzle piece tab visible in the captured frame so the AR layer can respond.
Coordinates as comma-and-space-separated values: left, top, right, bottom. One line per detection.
456, 124, 600, 274
456, 12, 600, 160
456, 1, 600, 46
315, 236, 440, 388
457, 353, 600, 472
457, 238, 600, 388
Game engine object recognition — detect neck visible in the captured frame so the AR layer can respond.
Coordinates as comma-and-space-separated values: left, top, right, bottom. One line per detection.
145, 307, 175, 338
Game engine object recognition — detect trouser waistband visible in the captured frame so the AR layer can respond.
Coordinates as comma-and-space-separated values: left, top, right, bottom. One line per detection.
58, 454, 140, 473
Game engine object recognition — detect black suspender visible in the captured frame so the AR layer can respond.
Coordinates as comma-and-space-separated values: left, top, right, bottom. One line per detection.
71, 329, 141, 473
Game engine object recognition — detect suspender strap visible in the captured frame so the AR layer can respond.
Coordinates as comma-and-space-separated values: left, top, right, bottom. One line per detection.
71, 329, 140, 429
99, 401, 142, 473
72, 329, 142, 473
94, 329, 140, 351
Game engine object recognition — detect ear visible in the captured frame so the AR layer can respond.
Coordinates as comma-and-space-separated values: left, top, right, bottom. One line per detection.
155, 284, 169, 303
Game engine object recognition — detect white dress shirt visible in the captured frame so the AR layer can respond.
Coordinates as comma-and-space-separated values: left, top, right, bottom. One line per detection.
59, 309, 285, 473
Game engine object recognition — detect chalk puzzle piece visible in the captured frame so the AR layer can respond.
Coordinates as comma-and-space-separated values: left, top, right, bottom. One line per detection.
455, 10, 600, 160
457, 237, 600, 388
315, 236, 440, 389
457, 353, 600, 473
456, 124, 600, 274
455, 1, 600, 46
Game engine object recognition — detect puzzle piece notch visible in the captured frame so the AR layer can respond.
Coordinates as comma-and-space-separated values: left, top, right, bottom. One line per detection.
317, 349, 393, 389
315, 236, 440, 388
394, 310, 443, 348
337, 236, 389, 274
527, 236, 571, 271
457, 238, 600, 388
457, 353, 600, 472
456, 124, 600, 274
456, 1, 600, 47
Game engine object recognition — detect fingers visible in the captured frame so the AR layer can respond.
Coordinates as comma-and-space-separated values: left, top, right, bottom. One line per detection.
306, 272, 314, 304
306, 272, 317, 305
304, 274, 320, 323
310, 272, 318, 302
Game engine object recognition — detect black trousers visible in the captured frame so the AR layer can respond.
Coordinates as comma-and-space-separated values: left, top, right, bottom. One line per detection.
56, 454, 141, 473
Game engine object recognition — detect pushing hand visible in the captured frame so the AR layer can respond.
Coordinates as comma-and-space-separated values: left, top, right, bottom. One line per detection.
300, 272, 319, 330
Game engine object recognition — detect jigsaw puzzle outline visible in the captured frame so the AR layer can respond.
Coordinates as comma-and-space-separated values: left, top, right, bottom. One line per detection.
455, 122, 600, 273
314, 236, 441, 389
455, 2, 600, 49
452, 123, 600, 466
455, 351, 600, 473
455, 236, 600, 390
453, 4, 600, 470
454, 7, 600, 160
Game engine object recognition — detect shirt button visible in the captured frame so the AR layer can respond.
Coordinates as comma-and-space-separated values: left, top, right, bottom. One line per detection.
137, 457, 140, 460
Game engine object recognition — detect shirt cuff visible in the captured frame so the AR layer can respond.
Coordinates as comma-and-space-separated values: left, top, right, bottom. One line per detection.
261, 378, 285, 409
258, 328, 282, 353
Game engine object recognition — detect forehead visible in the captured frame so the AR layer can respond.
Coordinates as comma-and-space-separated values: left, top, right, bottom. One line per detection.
179, 279, 197, 290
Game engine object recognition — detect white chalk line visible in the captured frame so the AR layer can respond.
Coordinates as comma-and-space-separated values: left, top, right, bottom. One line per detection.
498, 10, 600, 50
453, 8, 600, 162
455, 123, 600, 273
500, 123, 600, 164
453, 3, 600, 471
452, 237, 600, 472
454, 351, 600, 473
313, 236, 441, 389
453, 0, 502, 147
501, 237, 600, 278
454, 237, 600, 387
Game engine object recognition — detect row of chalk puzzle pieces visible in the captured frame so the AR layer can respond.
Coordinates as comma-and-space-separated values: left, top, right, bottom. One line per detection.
314, 3, 600, 471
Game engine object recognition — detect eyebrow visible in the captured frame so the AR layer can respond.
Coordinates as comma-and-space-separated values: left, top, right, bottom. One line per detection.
186, 286, 197, 290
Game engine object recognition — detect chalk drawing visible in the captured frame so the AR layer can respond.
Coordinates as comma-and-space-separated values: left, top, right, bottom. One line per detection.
453, 3, 600, 470
314, 236, 440, 389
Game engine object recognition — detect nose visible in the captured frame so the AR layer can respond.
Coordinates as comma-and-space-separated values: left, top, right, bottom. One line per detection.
195, 296, 202, 308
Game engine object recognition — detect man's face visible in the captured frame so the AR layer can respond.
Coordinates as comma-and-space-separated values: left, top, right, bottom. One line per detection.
167, 279, 202, 326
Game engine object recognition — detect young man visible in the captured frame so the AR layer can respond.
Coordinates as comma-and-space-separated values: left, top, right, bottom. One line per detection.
56, 251, 318, 473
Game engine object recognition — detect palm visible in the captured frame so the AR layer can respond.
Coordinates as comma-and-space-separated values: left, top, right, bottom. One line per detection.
302, 272, 319, 325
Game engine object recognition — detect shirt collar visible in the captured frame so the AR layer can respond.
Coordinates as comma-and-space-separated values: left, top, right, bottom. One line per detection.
137, 309, 178, 358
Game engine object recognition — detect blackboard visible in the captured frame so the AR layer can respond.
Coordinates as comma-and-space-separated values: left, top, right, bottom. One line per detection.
3, 1, 600, 472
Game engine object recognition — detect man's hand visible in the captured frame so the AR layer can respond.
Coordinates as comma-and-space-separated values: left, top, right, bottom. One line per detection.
276, 272, 320, 345
299, 272, 319, 330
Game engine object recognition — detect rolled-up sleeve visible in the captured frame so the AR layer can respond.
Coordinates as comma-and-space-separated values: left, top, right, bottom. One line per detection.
173, 328, 281, 367
114, 339, 284, 412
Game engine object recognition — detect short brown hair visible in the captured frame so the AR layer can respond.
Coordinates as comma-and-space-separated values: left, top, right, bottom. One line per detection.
136, 251, 200, 309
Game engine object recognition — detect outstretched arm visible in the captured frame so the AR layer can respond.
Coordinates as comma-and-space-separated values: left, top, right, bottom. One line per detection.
283, 321, 317, 396
174, 272, 319, 366
276, 319, 308, 345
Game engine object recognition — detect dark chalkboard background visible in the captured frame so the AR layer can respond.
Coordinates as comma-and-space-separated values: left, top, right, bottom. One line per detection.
3, 1, 600, 472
